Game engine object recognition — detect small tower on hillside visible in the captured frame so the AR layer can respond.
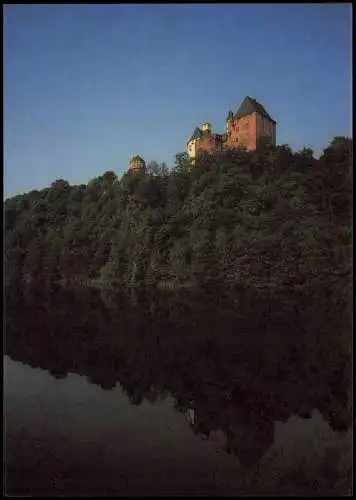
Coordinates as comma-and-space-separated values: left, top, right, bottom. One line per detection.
129, 154, 146, 172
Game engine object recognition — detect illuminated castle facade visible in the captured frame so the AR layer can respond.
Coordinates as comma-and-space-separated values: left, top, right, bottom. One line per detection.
187, 96, 276, 163
128, 97, 276, 171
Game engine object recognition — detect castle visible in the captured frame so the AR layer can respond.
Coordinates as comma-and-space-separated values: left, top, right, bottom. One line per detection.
187, 96, 276, 163
129, 154, 146, 172
129, 96, 276, 170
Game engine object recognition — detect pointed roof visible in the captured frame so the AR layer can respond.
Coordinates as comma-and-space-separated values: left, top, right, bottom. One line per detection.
131, 154, 145, 162
129, 155, 146, 171
235, 96, 276, 123
187, 127, 202, 144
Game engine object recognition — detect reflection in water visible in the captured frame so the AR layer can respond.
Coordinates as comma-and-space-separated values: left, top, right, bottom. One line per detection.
5, 285, 352, 496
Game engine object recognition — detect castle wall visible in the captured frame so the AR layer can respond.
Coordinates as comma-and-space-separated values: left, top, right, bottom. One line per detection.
197, 131, 216, 154
188, 139, 198, 160
256, 114, 276, 148
196, 132, 224, 156
226, 112, 257, 151
238, 113, 257, 151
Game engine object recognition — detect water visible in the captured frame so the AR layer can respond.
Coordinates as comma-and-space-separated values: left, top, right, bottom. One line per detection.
4, 285, 352, 496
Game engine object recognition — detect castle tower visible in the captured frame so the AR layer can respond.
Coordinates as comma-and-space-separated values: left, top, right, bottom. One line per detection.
187, 122, 224, 165
226, 110, 234, 138
129, 154, 146, 172
201, 122, 212, 134
225, 97, 276, 151
187, 127, 203, 165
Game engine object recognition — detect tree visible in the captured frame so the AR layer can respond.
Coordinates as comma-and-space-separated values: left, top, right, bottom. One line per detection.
174, 152, 190, 170
4, 137, 351, 293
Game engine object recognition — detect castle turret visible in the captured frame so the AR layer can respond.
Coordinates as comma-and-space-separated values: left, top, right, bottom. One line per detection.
226, 110, 234, 137
129, 154, 146, 172
201, 122, 212, 134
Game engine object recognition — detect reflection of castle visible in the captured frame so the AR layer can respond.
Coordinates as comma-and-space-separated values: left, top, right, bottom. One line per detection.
184, 407, 274, 468
187, 96, 277, 164
6, 286, 352, 469
226, 419, 274, 468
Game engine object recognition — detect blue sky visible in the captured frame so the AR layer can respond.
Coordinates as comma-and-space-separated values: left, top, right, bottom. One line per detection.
4, 4, 352, 198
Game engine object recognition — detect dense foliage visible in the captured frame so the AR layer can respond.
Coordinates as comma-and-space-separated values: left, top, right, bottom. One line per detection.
5, 138, 352, 293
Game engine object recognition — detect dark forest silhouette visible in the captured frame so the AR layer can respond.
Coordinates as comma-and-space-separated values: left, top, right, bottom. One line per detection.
5, 138, 352, 294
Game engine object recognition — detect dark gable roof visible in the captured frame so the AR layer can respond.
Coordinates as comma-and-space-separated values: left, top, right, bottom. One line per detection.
235, 96, 276, 123
131, 155, 145, 162
130, 155, 146, 169
187, 127, 202, 144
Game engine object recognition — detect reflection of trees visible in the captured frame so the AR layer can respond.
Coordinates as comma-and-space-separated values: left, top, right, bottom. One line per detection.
129, 393, 143, 406
87, 373, 117, 391
50, 369, 68, 380
5, 286, 352, 469
145, 385, 168, 404
226, 418, 274, 468
182, 403, 275, 468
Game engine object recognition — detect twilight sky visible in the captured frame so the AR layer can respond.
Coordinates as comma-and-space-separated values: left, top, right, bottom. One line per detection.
4, 4, 352, 198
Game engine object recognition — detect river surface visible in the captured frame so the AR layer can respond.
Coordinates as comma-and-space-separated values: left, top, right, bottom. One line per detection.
4, 285, 352, 496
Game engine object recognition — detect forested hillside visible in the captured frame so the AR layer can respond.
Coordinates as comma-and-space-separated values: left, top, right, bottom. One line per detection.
5, 138, 352, 295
